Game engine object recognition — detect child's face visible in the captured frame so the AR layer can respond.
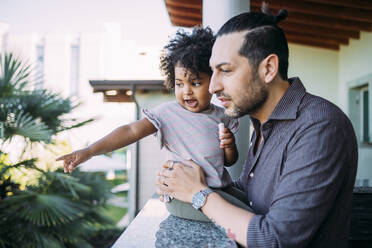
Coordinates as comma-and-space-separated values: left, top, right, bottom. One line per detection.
174, 66, 212, 113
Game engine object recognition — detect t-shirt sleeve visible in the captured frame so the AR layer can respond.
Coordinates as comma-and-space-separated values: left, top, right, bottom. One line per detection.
142, 104, 166, 149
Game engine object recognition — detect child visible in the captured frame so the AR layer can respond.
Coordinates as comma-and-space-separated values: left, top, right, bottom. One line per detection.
56, 27, 251, 222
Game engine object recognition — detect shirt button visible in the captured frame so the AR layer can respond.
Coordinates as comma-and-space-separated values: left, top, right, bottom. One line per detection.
249, 172, 254, 178
249, 201, 253, 206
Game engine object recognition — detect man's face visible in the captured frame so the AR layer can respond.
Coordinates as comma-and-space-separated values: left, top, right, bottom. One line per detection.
174, 65, 212, 113
209, 32, 268, 118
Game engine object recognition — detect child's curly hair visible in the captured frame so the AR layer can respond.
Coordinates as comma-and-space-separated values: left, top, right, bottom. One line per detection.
160, 27, 215, 89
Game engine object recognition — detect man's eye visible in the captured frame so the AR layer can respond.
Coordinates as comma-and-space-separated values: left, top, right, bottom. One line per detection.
176, 83, 183, 87
221, 69, 231, 73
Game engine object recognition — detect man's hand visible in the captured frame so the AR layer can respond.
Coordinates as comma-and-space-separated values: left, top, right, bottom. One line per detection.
56, 148, 92, 173
219, 127, 236, 150
156, 160, 207, 203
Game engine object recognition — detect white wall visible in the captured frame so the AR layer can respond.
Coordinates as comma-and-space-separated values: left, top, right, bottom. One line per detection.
339, 32, 372, 181
43, 34, 72, 96
288, 43, 339, 105
339, 33, 372, 112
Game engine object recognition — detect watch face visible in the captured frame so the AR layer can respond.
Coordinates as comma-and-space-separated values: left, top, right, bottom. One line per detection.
192, 192, 206, 209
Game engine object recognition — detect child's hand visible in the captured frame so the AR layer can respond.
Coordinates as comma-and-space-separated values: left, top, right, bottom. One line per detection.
219, 127, 236, 150
56, 148, 92, 173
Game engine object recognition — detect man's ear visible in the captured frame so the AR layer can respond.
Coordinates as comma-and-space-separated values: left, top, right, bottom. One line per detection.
258, 54, 279, 83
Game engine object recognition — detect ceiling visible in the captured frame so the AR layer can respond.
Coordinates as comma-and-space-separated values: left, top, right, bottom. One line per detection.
164, 0, 372, 50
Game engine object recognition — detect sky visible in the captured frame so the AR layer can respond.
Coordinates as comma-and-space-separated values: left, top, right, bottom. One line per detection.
0, 0, 180, 47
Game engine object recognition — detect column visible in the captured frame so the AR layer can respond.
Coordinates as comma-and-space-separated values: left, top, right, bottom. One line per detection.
203, 0, 251, 180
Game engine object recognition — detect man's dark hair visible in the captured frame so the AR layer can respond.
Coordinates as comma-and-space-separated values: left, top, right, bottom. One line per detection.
160, 27, 215, 89
217, 4, 289, 80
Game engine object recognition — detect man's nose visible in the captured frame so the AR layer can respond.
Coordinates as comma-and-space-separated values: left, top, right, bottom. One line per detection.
209, 73, 223, 94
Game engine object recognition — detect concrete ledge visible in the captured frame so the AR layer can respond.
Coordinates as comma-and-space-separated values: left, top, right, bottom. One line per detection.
111, 196, 237, 248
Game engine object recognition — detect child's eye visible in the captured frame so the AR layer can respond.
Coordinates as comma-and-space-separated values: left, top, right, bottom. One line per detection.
176, 83, 183, 87
192, 82, 201, 87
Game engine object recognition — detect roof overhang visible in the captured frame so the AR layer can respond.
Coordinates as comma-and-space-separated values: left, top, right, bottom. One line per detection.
164, 0, 372, 50
89, 80, 169, 102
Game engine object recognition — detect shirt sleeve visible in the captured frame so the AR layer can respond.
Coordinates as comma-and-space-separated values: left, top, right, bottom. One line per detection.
247, 118, 352, 247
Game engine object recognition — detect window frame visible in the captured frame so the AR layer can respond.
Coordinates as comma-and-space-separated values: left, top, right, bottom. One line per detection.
348, 74, 372, 147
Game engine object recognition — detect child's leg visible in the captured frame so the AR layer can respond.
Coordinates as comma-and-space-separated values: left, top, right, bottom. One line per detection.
165, 199, 211, 222
217, 185, 253, 212
165, 186, 253, 222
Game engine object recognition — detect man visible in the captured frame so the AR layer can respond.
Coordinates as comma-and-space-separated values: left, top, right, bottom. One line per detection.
156, 6, 358, 248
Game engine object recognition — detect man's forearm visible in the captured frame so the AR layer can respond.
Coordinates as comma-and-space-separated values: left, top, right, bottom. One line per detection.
201, 192, 254, 247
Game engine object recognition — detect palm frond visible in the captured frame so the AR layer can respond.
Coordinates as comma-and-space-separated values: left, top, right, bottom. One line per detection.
19, 90, 73, 131
30, 233, 64, 248
48, 172, 92, 199
16, 110, 53, 141
0, 158, 38, 176
69, 169, 113, 203
2, 192, 89, 227
57, 118, 94, 132
0, 53, 30, 97
1, 109, 53, 143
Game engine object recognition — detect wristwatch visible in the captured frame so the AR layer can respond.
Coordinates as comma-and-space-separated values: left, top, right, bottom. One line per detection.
192, 188, 213, 210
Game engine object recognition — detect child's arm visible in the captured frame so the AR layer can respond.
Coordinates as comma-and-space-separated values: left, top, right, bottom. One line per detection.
56, 118, 157, 173
219, 126, 239, 167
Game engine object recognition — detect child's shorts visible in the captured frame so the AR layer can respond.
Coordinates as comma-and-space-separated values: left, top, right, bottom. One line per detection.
165, 185, 253, 222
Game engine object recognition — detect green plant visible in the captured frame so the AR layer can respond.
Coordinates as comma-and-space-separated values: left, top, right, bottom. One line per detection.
0, 168, 116, 248
0, 52, 120, 248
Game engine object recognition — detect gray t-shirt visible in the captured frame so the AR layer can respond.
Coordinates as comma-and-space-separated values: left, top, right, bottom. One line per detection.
143, 101, 238, 188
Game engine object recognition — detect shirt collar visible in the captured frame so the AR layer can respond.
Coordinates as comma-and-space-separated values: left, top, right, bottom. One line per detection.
267, 77, 307, 121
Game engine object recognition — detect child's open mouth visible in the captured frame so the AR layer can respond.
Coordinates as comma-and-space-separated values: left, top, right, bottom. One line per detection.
185, 99, 198, 108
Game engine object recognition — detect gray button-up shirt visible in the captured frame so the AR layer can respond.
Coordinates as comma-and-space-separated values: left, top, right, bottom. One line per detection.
233, 77, 358, 247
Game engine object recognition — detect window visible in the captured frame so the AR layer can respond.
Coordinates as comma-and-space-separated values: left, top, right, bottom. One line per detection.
349, 84, 371, 145
70, 44, 80, 96
35, 45, 44, 89
361, 87, 370, 143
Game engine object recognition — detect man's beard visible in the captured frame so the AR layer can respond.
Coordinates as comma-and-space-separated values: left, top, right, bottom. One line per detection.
224, 72, 268, 118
